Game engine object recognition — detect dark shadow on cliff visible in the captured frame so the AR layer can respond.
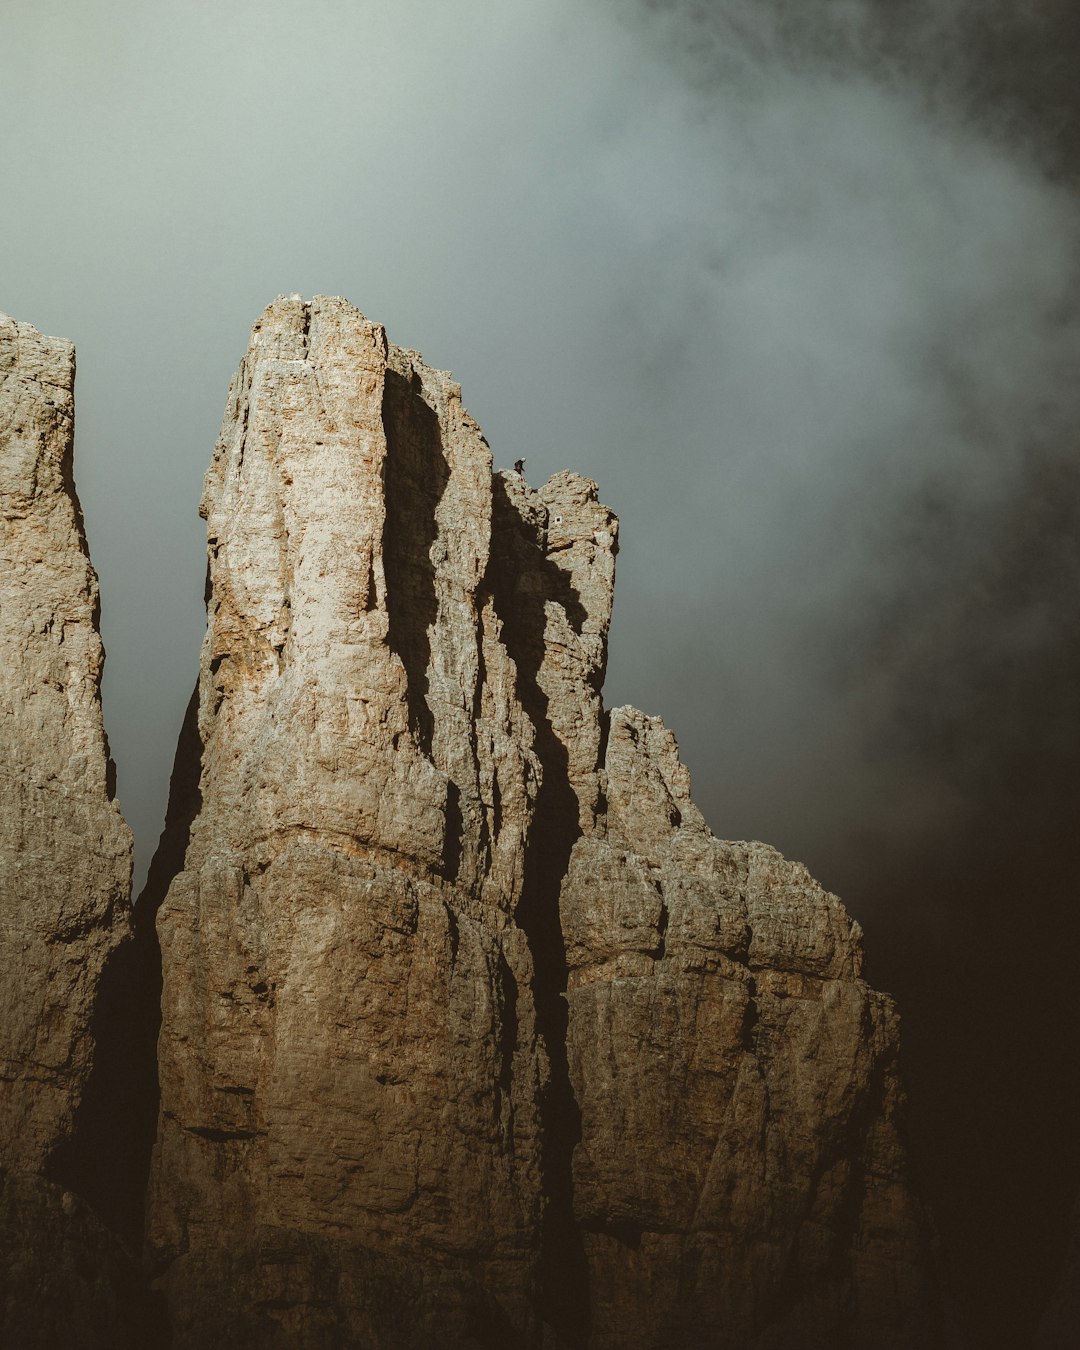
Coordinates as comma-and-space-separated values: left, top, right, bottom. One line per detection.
753, 1032, 941, 1349
62, 429, 122, 804
488, 474, 591, 1347
382, 365, 450, 761
47, 681, 203, 1304
0, 1168, 168, 1350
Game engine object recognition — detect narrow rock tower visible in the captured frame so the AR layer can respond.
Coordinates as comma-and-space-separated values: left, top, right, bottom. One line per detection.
0, 313, 146, 1350
0, 312, 132, 1171
147, 296, 938, 1348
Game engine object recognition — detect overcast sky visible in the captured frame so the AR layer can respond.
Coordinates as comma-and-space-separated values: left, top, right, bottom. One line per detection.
4, 2, 1080, 1343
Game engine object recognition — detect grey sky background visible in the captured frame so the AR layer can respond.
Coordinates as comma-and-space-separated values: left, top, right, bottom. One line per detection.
4, 1, 1080, 1342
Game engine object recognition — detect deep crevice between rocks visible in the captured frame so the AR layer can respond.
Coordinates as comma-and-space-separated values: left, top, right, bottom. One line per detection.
41, 682, 204, 1347
48, 685, 203, 1262
381, 363, 449, 759
489, 474, 592, 1348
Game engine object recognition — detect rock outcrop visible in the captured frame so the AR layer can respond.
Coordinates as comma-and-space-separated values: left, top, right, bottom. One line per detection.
0, 312, 132, 1170
0, 313, 139, 1347
147, 295, 938, 1347
563, 710, 933, 1348
146, 297, 550, 1345
0, 1169, 161, 1350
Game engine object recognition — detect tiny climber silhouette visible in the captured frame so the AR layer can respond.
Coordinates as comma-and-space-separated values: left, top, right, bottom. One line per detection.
513, 458, 526, 475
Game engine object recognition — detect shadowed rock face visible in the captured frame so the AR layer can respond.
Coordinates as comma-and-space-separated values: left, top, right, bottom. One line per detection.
563, 710, 934, 1349
0, 313, 132, 1172
146, 295, 939, 1348
0, 1169, 164, 1350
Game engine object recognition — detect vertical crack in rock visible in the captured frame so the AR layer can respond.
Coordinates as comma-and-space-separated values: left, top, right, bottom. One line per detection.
47, 691, 199, 1265
80, 682, 205, 1248
146, 294, 940, 1348
487, 471, 602, 1347
382, 363, 448, 758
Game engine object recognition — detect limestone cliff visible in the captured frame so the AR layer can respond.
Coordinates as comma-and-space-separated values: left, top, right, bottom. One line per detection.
563, 710, 932, 1348
0, 312, 142, 1347
0, 312, 132, 1170
147, 297, 550, 1346
147, 295, 938, 1348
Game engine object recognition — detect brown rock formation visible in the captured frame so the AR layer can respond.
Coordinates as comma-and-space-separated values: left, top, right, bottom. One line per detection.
0, 312, 132, 1172
147, 297, 550, 1345
0, 312, 144, 1347
563, 709, 933, 1348
147, 295, 937, 1347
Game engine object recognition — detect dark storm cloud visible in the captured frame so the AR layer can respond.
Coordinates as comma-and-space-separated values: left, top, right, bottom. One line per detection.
582, 0, 1080, 875
602, 5, 1080, 1343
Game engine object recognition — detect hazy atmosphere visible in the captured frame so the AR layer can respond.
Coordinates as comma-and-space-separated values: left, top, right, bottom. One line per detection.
5, 1, 1080, 1343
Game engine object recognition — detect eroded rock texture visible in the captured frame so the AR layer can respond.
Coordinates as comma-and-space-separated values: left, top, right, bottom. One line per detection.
149, 295, 936, 1347
0, 313, 140, 1348
0, 312, 132, 1172
148, 297, 551, 1346
563, 710, 934, 1348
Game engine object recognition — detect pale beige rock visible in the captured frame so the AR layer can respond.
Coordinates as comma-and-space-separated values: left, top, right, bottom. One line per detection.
148, 297, 550, 1344
0, 312, 132, 1171
149, 295, 936, 1347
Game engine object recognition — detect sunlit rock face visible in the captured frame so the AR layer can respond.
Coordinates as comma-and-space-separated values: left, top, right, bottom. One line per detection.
0, 313, 141, 1350
148, 295, 938, 1348
146, 297, 554, 1345
0, 313, 132, 1172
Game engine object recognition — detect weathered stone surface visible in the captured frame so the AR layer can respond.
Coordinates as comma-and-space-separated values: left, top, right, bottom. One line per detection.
158, 1228, 519, 1350
149, 295, 936, 1346
147, 297, 552, 1343
562, 708, 936, 1348
0, 312, 132, 1173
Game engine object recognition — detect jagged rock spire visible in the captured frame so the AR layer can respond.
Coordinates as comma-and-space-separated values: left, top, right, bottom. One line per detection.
144, 296, 938, 1348
0, 311, 132, 1169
